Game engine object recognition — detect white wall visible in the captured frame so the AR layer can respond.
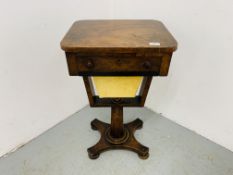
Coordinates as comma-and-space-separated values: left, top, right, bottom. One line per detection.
0, 0, 233, 157
143, 0, 233, 151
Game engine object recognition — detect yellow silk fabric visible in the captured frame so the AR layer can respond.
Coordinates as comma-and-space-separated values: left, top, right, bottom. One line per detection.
93, 76, 143, 98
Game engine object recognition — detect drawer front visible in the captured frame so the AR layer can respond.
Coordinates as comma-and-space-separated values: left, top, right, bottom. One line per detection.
66, 53, 167, 76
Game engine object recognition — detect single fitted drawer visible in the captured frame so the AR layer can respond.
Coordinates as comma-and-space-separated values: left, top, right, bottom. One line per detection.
65, 52, 171, 76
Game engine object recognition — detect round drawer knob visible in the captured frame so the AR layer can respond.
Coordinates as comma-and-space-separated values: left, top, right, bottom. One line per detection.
143, 61, 151, 69
86, 59, 94, 69
112, 98, 122, 104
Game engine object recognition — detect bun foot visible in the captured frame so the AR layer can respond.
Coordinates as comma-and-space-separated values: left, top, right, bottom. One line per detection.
138, 152, 149, 159
88, 149, 100, 159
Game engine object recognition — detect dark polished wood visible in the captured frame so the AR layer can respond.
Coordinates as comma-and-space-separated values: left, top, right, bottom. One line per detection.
62, 20, 177, 77
139, 76, 153, 106
61, 20, 177, 159
83, 77, 95, 106
110, 106, 124, 138
61, 20, 177, 53
88, 105, 149, 159
65, 52, 163, 76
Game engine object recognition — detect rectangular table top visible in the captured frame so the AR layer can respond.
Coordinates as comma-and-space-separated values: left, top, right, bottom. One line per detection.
60, 20, 177, 53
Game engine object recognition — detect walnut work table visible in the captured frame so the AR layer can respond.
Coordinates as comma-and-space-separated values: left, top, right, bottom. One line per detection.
61, 20, 177, 159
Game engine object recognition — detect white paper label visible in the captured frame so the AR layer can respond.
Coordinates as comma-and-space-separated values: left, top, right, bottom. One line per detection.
149, 42, 160, 46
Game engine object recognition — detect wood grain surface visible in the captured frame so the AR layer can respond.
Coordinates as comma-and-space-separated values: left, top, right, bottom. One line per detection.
61, 20, 177, 53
